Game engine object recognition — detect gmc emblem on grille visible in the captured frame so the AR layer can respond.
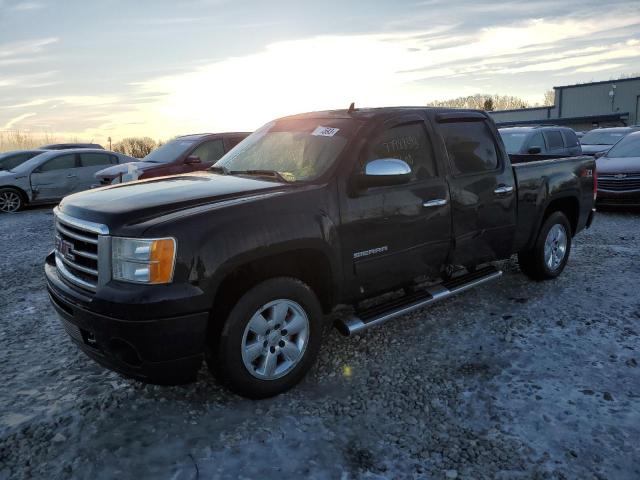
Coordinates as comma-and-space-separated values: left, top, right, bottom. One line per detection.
55, 235, 76, 261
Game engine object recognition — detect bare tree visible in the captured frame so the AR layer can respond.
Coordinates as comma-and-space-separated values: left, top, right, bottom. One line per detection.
543, 90, 555, 106
427, 94, 532, 111
113, 137, 157, 158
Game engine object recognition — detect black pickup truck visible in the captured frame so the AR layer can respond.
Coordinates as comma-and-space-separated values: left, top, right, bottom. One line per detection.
45, 107, 596, 398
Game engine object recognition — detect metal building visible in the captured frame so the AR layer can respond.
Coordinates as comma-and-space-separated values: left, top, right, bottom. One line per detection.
489, 76, 640, 131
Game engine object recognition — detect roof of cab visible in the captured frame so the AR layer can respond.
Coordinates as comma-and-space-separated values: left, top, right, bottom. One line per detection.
279, 106, 489, 123
176, 132, 251, 141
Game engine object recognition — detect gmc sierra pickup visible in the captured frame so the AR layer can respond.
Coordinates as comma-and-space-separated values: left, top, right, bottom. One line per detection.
45, 107, 596, 398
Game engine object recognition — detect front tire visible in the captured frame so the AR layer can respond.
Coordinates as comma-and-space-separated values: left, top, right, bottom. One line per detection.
518, 211, 572, 281
209, 277, 323, 398
0, 188, 23, 213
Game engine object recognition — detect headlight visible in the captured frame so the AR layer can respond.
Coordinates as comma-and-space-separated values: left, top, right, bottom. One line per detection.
112, 237, 176, 284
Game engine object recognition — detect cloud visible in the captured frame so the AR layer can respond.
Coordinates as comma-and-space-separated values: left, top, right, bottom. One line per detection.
1, 2, 639, 143
0, 37, 58, 58
3, 112, 36, 129
0, 71, 58, 89
11, 1, 44, 10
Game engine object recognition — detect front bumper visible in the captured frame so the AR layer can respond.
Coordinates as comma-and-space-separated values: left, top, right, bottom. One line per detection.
45, 254, 209, 385
596, 189, 640, 207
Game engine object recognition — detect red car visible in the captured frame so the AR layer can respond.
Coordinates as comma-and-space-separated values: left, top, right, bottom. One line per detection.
95, 132, 250, 185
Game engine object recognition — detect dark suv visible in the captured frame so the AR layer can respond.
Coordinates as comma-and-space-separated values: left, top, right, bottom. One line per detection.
499, 126, 581, 158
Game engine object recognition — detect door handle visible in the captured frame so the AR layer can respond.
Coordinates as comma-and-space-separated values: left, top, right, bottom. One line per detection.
423, 199, 448, 207
494, 185, 514, 195
66, 174, 77, 178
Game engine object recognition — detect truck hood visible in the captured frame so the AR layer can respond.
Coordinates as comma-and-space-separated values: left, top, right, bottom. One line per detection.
95, 161, 158, 180
580, 144, 610, 155
59, 172, 287, 229
596, 156, 640, 175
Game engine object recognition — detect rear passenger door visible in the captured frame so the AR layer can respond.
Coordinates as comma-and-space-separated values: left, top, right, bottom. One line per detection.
77, 152, 118, 191
340, 115, 452, 296
437, 117, 517, 266
30, 154, 80, 201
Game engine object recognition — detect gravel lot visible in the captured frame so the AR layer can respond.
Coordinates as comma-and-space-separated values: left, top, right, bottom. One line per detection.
1, 207, 639, 479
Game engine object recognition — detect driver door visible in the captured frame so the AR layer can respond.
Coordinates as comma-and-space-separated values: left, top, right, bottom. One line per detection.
339, 115, 452, 298
30, 153, 80, 201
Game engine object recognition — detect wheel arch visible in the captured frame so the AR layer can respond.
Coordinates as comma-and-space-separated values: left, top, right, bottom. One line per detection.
542, 195, 579, 234
210, 246, 336, 324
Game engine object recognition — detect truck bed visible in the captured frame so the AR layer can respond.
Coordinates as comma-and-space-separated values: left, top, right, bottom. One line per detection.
511, 155, 596, 253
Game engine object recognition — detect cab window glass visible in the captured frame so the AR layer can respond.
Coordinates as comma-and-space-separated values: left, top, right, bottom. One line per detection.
439, 121, 499, 175
545, 131, 564, 150
39, 154, 76, 172
191, 140, 225, 163
527, 132, 547, 153
562, 130, 579, 147
365, 122, 436, 180
80, 153, 112, 167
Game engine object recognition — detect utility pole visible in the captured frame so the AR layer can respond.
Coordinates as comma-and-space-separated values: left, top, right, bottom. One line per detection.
108, 136, 112, 150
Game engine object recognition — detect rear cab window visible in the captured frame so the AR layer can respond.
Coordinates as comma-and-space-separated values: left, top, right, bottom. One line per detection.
439, 121, 499, 175
561, 130, 579, 148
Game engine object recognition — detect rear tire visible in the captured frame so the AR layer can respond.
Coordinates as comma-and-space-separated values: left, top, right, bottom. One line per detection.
0, 188, 23, 213
518, 211, 572, 281
208, 277, 323, 398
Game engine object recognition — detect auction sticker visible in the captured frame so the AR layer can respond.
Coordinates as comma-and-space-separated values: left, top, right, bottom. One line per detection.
312, 126, 340, 137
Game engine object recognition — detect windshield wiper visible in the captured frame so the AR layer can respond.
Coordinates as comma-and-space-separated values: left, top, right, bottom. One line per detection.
229, 169, 289, 183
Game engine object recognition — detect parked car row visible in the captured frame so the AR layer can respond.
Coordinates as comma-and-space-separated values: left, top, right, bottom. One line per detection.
0, 149, 136, 213
0, 134, 249, 212
498, 124, 640, 207
1, 122, 638, 214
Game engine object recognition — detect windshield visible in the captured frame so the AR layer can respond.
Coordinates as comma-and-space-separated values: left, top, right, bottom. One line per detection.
499, 131, 528, 154
214, 118, 352, 182
143, 139, 196, 163
605, 133, 640, 158
0, 151, 41, 171
581, 130, 627, 146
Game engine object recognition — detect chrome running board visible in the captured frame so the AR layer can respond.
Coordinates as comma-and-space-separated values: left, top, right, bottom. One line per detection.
335, 266, 502, 336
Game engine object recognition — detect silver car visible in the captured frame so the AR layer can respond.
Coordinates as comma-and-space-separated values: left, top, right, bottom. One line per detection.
0, 149, 135, 213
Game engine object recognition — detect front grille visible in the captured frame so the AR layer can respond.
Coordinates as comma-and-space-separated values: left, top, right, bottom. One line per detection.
598, 174, 640, 191
53, 208, 109, 294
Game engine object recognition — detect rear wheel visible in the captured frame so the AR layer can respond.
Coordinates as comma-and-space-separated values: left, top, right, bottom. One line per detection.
518, 211, 572, 280
0, 188, 23, 213
208, 277, 323, 398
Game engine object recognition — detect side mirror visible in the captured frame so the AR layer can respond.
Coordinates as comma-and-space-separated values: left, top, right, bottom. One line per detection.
356, 158, 412, 188
527, 146, 541, 154
185, 155, 201, 164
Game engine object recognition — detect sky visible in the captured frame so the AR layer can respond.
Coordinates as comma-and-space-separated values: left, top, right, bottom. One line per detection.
0, 0, 639, 144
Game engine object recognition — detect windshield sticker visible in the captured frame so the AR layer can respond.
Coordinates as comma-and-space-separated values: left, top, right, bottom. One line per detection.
312, 126, 340, 137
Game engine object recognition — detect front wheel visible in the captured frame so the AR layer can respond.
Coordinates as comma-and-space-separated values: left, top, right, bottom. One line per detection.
518, 211, 572, 281
0, 188, 23, 213
209, 277, 323, 398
